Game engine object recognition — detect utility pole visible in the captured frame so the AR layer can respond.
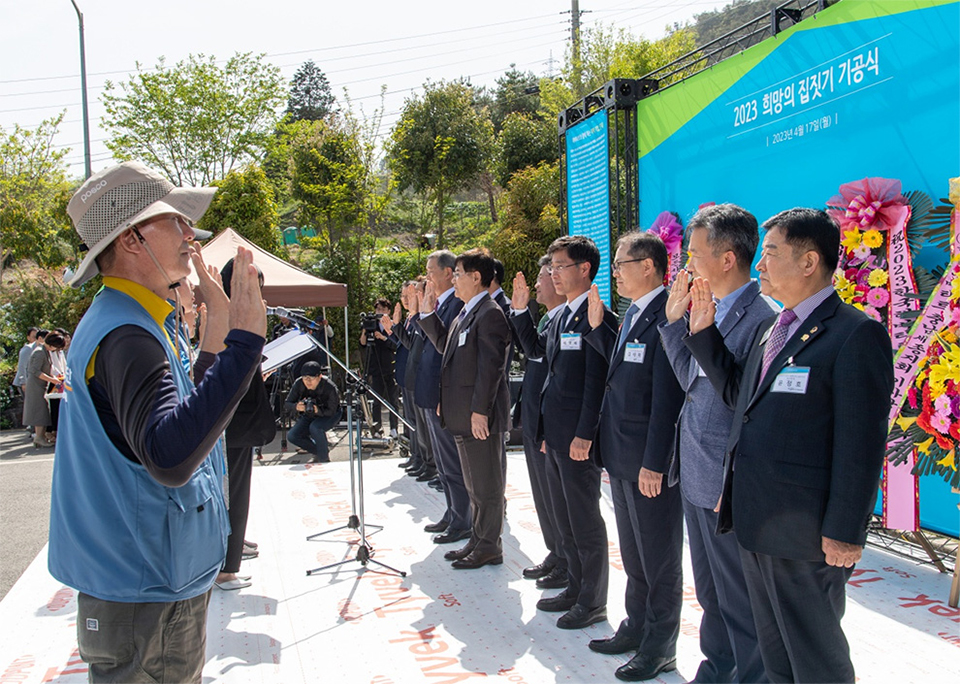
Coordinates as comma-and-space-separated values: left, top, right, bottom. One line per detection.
70, 0, 92, 179
569, 1, 585, 97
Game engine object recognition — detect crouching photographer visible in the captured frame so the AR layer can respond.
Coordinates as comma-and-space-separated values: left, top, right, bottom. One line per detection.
285, 361, 342, 463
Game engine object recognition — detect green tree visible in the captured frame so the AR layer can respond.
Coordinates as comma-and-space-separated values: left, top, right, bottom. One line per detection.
492, 161, 561, 284
388, 81, 494, 247
289, 119, 365, 257
0, 112, 77, 279
196, 164, 281, 255
286, 60, 336, 123
101, 52, 286, 187
539, 25, 698, 118
496, 112, 558, 187
489, 65, 541, 132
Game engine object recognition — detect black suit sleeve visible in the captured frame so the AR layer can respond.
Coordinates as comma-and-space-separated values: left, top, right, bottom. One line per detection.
644, 334, 685, 473
510, 309, 547, 359
823, 318, 893, 546
471, 307, 511, 417
685, 321, 767, 411
418, 313, 449, 356
577, 308, 617, 442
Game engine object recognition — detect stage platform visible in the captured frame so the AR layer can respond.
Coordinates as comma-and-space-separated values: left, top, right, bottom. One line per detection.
0, 443, 956, 683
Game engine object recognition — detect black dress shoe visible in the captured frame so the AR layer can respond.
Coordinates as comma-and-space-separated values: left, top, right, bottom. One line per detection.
536, 566, 569, 589
522, 561, 555, 580
557, 604, 607, 630
443, 543, 476, 561
615, 653, 676, 682
407, 466, 426, 477
427, 478, 443, 491
423, 520, 448, 533
416, 470, 438, 482
536, 589, 577, 613
433, 528, 471, 544
589, 630, 641, 654
398, 458, 414, 468
451, 550, 503, 569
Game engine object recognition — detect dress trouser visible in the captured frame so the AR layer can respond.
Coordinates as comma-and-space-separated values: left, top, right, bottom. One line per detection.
424, 408, 471, 532
399, 387, 421, 462
543, 444, 608, 609
368, 372, 399, 430
413, 403, 436, 472
223, 445, 254, 573
522, 432, 565, 569
610, 476, 683, 658
456, 433, 505, 555
683, 495, 766, 683
738, 547, 854, 683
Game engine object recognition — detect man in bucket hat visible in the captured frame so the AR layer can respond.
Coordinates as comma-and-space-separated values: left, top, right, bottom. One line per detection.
48, 161, 267, 683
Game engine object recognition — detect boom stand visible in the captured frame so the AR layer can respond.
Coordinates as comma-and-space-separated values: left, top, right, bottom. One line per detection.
289, 323, 410, 577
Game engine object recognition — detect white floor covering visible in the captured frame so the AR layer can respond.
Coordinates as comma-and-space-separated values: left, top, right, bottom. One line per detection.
0, 448, 956, 683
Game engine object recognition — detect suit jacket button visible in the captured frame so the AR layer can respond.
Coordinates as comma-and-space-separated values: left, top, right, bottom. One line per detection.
742, 415, 749, 423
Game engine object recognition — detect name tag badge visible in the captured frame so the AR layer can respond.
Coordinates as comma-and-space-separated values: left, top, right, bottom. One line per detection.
560, 332, 582, 351
458, 330, 468, 347
624, 342, 646, 364
772, 366, 810, 394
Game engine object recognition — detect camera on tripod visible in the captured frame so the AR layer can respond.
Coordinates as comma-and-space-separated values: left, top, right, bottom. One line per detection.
360, 312, 381, 343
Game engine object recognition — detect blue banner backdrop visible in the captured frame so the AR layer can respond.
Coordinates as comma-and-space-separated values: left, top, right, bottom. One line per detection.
565, 112, 613, 305
636, 0, 959, 536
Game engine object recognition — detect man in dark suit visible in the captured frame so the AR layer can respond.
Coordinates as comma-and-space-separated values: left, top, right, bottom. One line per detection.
516, 255, 569, 590
659, 204, 772, 684
685, 208, 893, 683
360, 297, 399, 436
417, 250, 469, 543
419, 249, 512, 568
511, 235, 617, 630
384, 282, 422, 470
583, 232, 686, 681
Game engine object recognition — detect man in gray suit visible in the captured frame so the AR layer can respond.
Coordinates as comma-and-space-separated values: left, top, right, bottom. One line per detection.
419, 249, 513, 569
659, 204, 773, 683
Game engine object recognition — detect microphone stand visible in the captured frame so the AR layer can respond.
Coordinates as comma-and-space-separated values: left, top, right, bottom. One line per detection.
274, 308, 409, 578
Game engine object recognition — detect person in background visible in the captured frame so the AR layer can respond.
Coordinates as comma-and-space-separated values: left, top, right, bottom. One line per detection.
48, 330, 70, 438
285, 361, 341, 464
12, 327, 38, 397
24, 331, 65, 448
359, 297, 399, 437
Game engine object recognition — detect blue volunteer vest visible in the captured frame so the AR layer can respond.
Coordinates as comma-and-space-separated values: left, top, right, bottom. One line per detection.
48, 286, 229, 602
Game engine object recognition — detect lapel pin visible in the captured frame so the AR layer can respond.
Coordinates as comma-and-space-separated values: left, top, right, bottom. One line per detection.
801, 334, 809, 341
810, 326, 818, 334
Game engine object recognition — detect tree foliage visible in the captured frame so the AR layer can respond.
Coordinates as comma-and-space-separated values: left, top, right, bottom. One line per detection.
388, 81, 494, 247
492, 161, 561, 284
539, 25, 698, 116
101, 52, 286, 187
197, 164, 282, 255
489, 65, 541, 133
496, 113, 558, 187
0, 113, 78, 278
286, 60, 336, 123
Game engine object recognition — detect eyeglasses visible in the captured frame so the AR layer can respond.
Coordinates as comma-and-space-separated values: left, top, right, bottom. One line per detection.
611, 258, 646, 273
548, 261, 585, 274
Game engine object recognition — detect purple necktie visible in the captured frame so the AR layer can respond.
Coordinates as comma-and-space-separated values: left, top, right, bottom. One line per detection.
759, 309, 797, 383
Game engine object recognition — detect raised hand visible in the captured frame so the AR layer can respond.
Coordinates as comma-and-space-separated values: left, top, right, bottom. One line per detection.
511, 272, 530, 310
392, 302, 402, 325
380, 314, 394, 335
586, 283, 604, 329
665, 270, 693, 324
420, 281, 438, 313
227, 247, 267, 338
190, 245, 229, 352
688, 277, 717, 335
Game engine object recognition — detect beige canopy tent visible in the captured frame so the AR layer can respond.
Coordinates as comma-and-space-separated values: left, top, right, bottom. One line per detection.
192, 227, 347, 307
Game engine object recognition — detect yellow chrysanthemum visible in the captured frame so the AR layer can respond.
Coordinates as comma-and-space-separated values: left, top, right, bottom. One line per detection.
862, 229, 883, 249
840, 226, 862, 252
868, 269, 889, 287
927, 361, 952, 397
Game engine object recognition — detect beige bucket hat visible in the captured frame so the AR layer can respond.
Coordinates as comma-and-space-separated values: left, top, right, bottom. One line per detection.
66, 161, 216, 287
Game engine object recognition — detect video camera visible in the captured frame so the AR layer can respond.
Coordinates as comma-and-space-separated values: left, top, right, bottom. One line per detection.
360, 312, 381, 342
